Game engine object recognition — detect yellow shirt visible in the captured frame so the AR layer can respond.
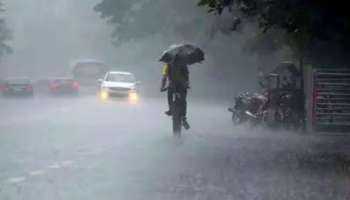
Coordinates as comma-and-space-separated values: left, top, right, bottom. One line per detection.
162, 64, 169, 77
162, 63, 189, 84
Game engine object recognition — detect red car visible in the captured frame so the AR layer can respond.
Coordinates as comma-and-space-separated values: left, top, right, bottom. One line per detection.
2, 78, 34, 97
0, 79, 6, 92
49, 78, 79, 95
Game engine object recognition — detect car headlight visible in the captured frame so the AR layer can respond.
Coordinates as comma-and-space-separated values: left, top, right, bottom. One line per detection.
100, 89, 109, 100
128, 90, 139, 104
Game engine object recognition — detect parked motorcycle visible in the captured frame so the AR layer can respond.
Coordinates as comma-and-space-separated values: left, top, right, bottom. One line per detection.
275, 91, 303, 130
229, 62, 305, 130
228, 92, 268, 126
228, 93, 248, 124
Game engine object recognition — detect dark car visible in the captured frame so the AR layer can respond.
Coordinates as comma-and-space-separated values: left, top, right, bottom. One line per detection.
72, 60, 109, 86
49, 78, 79, 95
2, 78, 34, 96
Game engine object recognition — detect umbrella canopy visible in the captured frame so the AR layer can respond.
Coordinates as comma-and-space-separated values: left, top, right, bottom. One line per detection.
160, 44, 204, 65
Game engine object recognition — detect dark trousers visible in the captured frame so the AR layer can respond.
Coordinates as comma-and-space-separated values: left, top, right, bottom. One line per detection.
168, 86, 187, 118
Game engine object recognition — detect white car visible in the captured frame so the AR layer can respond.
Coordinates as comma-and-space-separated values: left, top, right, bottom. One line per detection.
98, 71, 139, 102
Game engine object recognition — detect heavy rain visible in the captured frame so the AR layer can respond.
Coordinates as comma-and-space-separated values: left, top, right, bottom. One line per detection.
0, 0, 350, 199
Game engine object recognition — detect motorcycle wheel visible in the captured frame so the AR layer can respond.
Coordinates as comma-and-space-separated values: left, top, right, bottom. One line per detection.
232, 112, 242, 125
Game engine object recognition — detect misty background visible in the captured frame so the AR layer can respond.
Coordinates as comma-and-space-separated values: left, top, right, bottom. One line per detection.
0, 0, 264, 99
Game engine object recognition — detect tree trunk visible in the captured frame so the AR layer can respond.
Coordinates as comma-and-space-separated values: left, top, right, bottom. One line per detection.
299, 54, 307, 131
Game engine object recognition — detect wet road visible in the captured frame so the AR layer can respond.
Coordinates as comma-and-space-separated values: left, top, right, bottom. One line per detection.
0, 95, 350, 200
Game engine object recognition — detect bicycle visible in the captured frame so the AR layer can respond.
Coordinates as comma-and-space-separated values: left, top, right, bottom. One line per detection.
162, 87, 186, 137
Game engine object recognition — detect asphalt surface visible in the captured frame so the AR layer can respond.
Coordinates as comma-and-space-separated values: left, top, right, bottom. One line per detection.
0, 94, 350, 200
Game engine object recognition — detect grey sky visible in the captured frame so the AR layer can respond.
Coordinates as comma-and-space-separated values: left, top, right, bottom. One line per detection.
1, 0, 116, 77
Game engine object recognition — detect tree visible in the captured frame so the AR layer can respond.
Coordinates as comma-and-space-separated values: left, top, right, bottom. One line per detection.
94, 0, 208, 45
0, 1, 12, 57
198, 0, 350, 67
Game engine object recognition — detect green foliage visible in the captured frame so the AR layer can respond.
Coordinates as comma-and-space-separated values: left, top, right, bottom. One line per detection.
198, 0, 350, 65
94, 0, 206, 45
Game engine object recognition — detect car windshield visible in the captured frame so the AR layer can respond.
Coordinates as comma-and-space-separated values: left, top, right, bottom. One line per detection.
52, 78, 73, 83
75, 64, 102, 75
7, 79, 30, 84
106, 73, 135, 83
72, 62, 109, 82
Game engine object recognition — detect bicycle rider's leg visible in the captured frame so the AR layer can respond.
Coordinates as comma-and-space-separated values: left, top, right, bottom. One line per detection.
165, 87, 174, 116
182, 88, 188, 118
179, 86, 190, 129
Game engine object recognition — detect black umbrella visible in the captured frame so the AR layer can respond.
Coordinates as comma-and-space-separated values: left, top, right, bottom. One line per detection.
159, 44, 205, 65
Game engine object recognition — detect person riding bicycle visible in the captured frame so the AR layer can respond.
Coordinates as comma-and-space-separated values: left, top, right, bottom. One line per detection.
160, 56, 190, 130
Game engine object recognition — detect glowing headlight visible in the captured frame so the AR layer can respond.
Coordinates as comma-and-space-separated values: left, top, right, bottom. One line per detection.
128, 91, 139, 104
100, 89, 109, 100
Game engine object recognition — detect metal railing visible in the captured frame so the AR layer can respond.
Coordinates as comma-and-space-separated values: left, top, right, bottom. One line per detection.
313, 69, 350, 131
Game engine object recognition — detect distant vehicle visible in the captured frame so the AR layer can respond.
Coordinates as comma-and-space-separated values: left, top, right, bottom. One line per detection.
72, 60, 109, 86
98, 71, 139, 103
0, 79, 6, 92
48, 77, 79, 95
34, 78, 50, 92
2, 78, 34, 97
